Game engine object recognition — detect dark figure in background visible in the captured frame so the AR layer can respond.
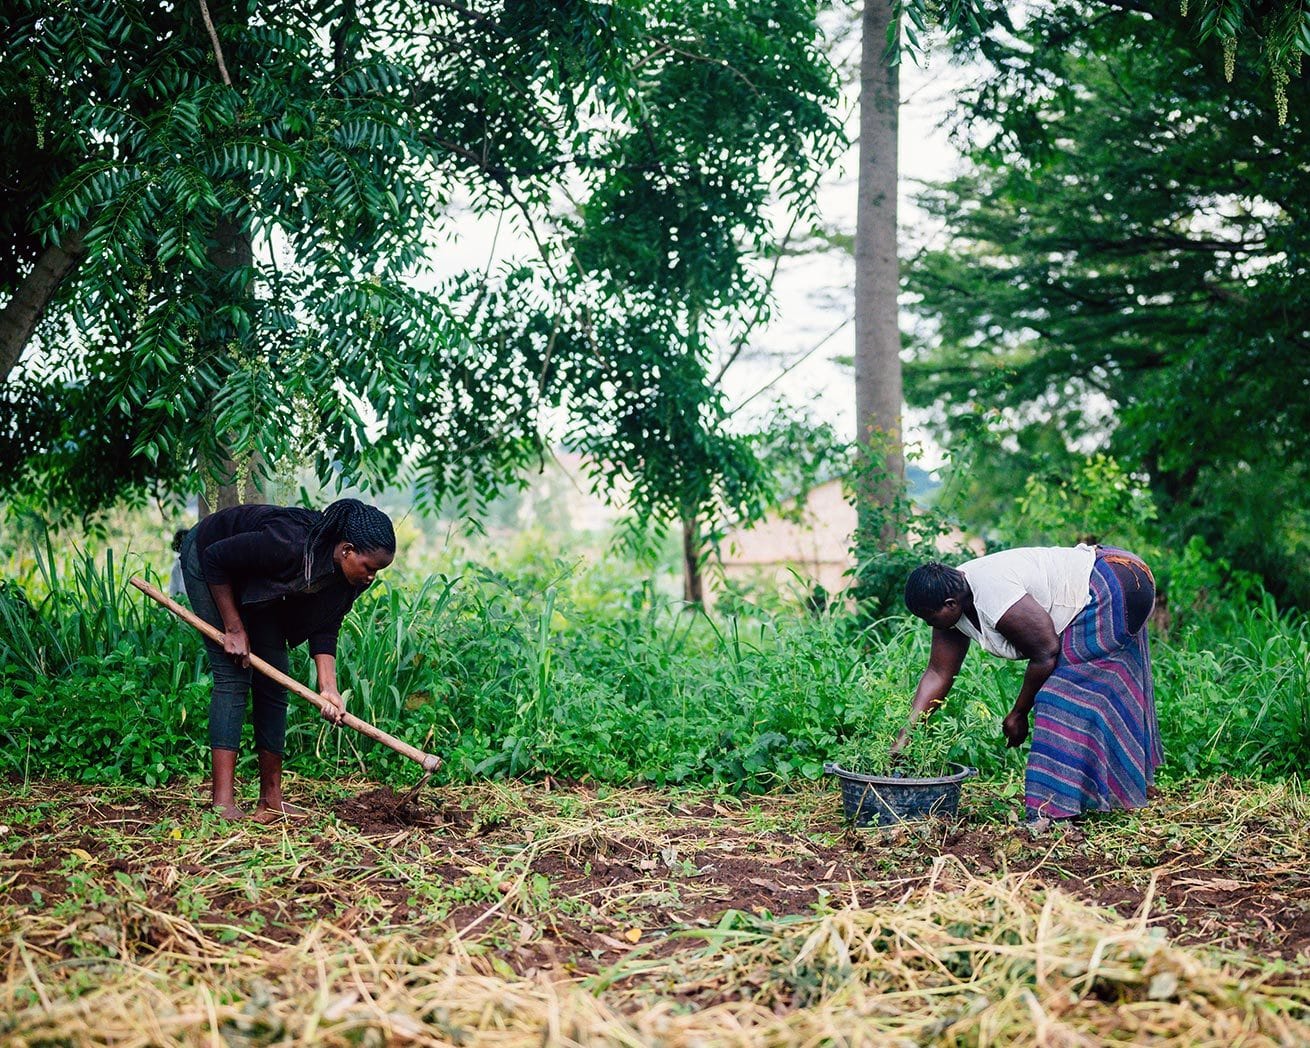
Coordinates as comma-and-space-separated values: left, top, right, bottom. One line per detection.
179, 499, 395, 821
168, 528, 190, 599
898, 545, 1161, 823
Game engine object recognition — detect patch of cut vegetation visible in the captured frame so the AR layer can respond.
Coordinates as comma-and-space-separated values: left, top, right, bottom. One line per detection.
1, 779, 1306, 1045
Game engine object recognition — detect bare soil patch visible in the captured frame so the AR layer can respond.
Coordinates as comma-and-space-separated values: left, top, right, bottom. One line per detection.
2, 776, 1307, 976
3, 777, 1307, 1045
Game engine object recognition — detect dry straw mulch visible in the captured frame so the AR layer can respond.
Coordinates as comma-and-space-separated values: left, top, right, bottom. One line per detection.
4, 855, 1307, 1047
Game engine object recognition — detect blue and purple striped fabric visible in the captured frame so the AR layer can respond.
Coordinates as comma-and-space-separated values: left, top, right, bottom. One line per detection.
1025, 550, 1163, 818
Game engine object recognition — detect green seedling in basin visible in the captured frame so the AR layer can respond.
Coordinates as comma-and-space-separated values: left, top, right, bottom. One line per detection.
835, 702, 954, 778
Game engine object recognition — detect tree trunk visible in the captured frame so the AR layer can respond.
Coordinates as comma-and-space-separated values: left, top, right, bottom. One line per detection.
202, 216, 262, 514
0, 233, 85, 382
191, 1, 263, 517
682, 515, 704, 606
198, 464, 261, 516
854, 0, 904, 549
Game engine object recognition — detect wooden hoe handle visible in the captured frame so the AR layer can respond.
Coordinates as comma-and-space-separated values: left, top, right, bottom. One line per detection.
130, 576, 442, 773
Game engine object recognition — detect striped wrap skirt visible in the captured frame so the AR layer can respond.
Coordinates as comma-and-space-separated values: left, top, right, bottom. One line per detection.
1026, 548, 1163, 818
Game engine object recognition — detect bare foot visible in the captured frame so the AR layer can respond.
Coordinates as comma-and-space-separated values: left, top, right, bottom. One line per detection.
212, 802, 247, 821
251, 800, 307, 824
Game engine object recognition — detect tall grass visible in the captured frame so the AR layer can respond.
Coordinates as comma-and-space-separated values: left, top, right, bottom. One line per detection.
0, 538, 167, 677
1155, 593, 1310, 777
0, 540, 210, 785
2, 543, 1307, 790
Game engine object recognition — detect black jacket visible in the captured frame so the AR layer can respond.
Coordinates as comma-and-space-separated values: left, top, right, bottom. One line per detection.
194, 504, 363, 657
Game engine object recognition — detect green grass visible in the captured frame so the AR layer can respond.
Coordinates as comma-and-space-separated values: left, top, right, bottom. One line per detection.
1, 541, 1308, 791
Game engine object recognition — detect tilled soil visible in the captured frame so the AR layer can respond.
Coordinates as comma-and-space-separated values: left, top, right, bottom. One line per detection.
2, 777, 1307, 975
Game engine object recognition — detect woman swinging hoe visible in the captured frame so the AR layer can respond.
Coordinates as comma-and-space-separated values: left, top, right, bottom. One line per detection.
898, 545, 1162, 824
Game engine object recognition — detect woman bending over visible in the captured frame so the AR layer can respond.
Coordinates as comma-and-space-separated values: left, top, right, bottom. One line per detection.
179, 498, 395, 821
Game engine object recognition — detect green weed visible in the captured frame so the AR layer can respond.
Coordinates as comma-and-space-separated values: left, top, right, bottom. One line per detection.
1, 542, 1306, 791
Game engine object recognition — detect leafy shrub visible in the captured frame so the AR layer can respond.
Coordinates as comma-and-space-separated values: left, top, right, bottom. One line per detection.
0, 542, 1306, 792
997, 454, 1159, 551
1, 646, 210, 785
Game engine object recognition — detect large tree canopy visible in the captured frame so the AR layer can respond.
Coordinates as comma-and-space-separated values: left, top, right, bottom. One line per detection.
905, 0, 1310, 603
0, 0, 842, 526
842, 0, 1301, 586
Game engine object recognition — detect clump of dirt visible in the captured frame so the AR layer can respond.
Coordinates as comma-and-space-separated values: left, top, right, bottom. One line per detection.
337, 786, 438, 832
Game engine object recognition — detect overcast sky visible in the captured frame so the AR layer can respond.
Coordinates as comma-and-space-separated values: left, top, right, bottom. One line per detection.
722, 42, 971, 454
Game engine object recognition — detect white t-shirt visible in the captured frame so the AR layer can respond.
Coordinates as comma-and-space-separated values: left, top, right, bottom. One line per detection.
955, 545, 1097, 659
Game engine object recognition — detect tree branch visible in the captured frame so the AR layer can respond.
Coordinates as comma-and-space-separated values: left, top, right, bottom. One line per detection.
1, 232, 86, 383
196, 0, 233, 87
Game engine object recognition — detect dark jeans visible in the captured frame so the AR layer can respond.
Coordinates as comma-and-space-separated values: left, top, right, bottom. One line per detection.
181, 529, 290, 754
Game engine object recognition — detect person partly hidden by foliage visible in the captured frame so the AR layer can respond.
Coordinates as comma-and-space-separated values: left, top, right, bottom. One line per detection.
179, 499, 395, 821
898, 546, 1161, 825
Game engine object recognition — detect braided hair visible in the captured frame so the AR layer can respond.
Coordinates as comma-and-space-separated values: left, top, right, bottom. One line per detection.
307, 499, 396, 556
904, 562, 968, 616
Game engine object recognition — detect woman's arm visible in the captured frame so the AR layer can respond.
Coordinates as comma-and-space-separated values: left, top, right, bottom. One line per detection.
993, 594, 1062, 748
201, 529, 289, 669
207, 581, 250, 668
893, 627, 971, 752
313, 652, 346, 725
